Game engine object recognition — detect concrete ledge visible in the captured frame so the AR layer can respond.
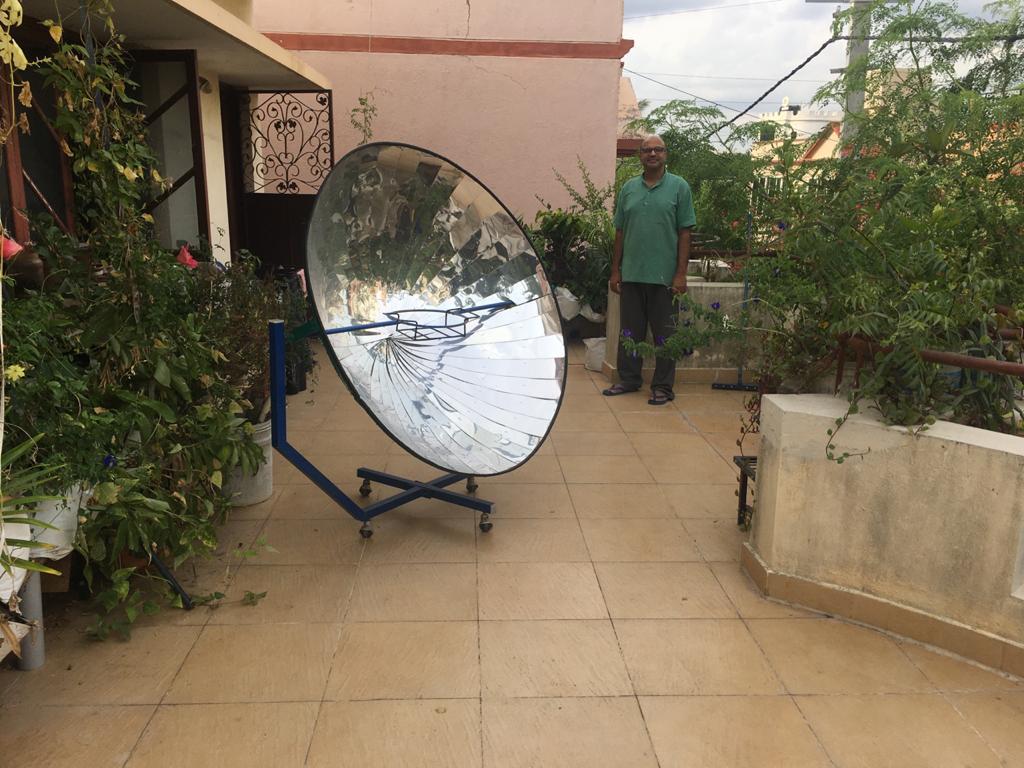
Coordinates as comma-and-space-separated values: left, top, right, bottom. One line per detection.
746, 393, 1024, 677
742, 543, 1024, 678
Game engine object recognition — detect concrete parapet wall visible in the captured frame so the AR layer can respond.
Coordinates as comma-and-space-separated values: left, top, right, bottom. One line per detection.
748, 394, 1024, 673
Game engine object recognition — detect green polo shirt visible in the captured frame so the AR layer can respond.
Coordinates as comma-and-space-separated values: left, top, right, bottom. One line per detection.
613, 172, 696, 285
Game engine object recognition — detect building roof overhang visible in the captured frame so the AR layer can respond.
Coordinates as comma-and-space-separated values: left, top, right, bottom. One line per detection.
21, 0, 330, 90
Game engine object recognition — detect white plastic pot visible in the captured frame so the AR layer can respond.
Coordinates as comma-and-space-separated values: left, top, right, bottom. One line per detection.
583, 337, 606, 372
0, 521, 31, 604
31, 483, 85, 560
224, 419, 274, 507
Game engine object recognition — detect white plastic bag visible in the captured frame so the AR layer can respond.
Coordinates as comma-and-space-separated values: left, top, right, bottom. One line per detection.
583, 337, 606, 372
579, 303, 605, 323
555, 286, 581, 321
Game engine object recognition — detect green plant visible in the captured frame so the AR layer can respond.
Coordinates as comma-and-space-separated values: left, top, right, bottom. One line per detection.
349, 90, 377, 145
743, 0, 1024, 444
621, 293, 742, 361
11, 2, 264, 635
532, 159, 615, 314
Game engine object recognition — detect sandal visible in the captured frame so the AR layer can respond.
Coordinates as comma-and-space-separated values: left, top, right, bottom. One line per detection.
648, 387, 675, 406
602, 383, 640, 396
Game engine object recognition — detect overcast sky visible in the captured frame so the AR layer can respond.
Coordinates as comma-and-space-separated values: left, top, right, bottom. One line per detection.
621, 0, 990, 132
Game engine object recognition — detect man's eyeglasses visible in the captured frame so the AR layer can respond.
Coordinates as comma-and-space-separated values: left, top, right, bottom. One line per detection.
639, 147, 666, 154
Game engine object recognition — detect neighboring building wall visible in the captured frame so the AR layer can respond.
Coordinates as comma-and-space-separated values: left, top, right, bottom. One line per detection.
251, 0, 628, 219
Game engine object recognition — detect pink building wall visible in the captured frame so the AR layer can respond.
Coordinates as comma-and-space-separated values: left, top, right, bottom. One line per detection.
250, 0, 628, 219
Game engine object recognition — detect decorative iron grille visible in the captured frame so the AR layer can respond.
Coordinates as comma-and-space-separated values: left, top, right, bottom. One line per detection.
242, 90, 334, 194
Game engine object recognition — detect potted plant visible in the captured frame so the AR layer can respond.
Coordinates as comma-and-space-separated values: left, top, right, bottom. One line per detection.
196, 255, 280, 506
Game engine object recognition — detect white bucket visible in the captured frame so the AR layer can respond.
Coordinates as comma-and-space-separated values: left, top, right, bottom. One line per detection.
225, 419, 274, 507
583, 337, 606, 372
31, 484, 85, 560
0, 521, 31, 603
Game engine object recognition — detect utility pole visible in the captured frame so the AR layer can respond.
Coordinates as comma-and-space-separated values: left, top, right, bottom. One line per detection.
807, 0, 877, 140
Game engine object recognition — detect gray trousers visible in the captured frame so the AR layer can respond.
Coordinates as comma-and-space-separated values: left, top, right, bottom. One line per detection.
617, 282, 677, 391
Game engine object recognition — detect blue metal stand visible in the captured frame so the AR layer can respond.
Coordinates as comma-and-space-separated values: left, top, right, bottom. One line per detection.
269, 320, 495, 537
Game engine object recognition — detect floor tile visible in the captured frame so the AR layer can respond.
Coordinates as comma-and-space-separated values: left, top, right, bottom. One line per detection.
568, 483, 671, 518
602, 389, 654, 411
474, 482, 575, 518
580, 518, 702, 561
325, 622, 479, 700
483, 697, 658, 768
360, 514, 476, 563
165, 623, 341, 703
595, 563, 736, 618
477, 518, 589, 562
797, 694, 1003, 768
682, 410, 748, 433
480, 620, 632, 697
900, 643, 1023, 691
616, 411, 695, 433
478, 562, 607, 620
270, 484, 374, 520
682, 518, 746, 562
307, 700, 481, 768
228, 488, 282, 521
308, 429, 395, 455
485, 457, 565, 484
615, 619, 783, 695
208, 564, 357, 625
384, 453, 448, 481
641, 696, 832, 768
748, 619, 934, 694
950, 691, 1024, 766
0, 704, 154, 768
255, 519, 365, 565
628, 432, 717, 456
558, 455, 653, 484
663, 483, 739, 519
0, 626, 201, 706
347, 563, 477, 622
641, 452, 737, 484
127, 702, 319, 768
551, 430, 637, 456
556, 394, 613, 414
552, 410, 622, 433
710, 563, 818, 619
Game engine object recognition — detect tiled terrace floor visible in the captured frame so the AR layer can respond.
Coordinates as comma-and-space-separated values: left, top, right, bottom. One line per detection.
2, 343, 1023, 767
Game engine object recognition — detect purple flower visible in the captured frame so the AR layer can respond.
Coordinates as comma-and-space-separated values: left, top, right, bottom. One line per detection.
102, 454, 117, 469
655, 336, 666, 346
776, 220, 788, 231
711, 301, 721, 310
621, 329, 633, 339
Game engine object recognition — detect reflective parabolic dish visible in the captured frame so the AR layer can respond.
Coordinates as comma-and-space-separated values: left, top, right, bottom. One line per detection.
305, 143, 566, 476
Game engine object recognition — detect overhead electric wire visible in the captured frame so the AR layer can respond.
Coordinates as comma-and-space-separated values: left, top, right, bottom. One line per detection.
634, 71, 829, 84
624, 67, 743, 112
625, 0, 784, 20
703, 36, 841, 138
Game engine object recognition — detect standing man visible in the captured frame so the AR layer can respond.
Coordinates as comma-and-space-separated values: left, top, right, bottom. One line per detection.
602, 134, 696, 405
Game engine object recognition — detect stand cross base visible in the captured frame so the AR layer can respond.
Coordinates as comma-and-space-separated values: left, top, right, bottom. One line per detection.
355, 469, 494, 536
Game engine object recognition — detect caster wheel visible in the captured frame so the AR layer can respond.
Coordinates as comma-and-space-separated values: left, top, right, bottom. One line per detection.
359, 525, 373, 539
359, 480, 372, 497
479, 521, 493, 533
